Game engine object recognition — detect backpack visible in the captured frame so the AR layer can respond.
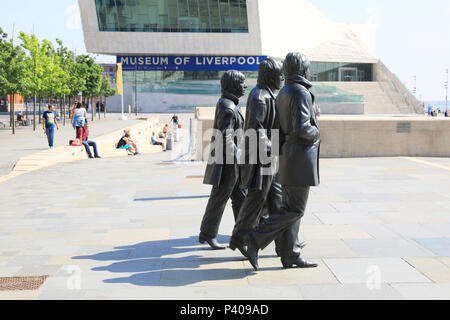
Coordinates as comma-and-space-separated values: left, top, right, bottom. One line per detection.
116, 137, 126, 149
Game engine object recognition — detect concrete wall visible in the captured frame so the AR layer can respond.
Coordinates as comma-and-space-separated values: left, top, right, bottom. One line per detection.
319, 117, 450, 158
319, 103, 364, 115
195, 107, 450, 160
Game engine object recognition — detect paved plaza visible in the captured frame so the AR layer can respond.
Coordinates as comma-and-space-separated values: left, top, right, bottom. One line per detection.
0, 143, 449, 300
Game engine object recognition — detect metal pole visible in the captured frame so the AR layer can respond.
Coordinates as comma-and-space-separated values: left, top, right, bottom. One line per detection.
445, 68, 448, 115
135, 63, 138, 117
11, 93, 15, 135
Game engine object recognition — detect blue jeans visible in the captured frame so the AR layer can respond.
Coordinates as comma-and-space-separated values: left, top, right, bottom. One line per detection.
82, 140, 99, 157
46, 126, 55, 147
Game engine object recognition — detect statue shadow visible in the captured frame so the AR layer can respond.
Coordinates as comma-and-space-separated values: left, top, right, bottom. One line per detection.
72, 235, 265, 287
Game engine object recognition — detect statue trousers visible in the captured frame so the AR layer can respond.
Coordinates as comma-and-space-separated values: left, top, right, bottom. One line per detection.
249, 186, 310, 258
200, 164, 247, 239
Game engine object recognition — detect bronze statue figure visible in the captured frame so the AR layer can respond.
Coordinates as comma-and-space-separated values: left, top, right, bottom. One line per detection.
199, 70, 248, 250
246, 52, 320, 270
229, 58, 305, 257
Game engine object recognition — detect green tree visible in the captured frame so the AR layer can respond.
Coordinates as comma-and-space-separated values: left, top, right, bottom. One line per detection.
56, 39, 84, 124
0, 27, 26, 134
75, 55, 103, 121
19, 32, 46, 131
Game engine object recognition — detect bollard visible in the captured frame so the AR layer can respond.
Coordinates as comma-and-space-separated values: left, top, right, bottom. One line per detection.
166, 134, 173, 151
174, 127, 180, 142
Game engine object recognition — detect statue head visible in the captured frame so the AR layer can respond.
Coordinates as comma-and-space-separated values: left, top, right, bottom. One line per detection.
283, 52, 311, 80
257, 58, 284, 91
221, 70, 247, 98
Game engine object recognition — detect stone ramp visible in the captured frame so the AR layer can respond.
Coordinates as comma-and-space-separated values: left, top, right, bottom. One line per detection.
0, 117, 164, 183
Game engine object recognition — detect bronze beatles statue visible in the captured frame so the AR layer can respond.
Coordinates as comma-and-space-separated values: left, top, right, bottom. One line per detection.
199, 53, 320, 272
245, 52, 320, 270
199, 70, 248, 250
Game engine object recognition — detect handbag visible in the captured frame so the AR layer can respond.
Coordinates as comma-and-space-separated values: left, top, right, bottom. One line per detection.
71, 138, 82, 147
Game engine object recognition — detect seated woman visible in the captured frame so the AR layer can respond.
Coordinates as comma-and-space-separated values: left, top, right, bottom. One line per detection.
17, 112, 26, 126
151, 132, 166, 151
158, 124, 170, 138
121, 129, 140, 155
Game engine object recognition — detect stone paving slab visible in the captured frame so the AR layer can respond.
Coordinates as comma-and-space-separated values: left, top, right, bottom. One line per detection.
390, 284, 450, 300
245, 258, 338, 286
403, 258, 450, 283
343, 239, 433, 258
412, 238, 450, 257
324, 258, 432, 284
204, 286, 303, 300
0, 156, 450, 300
300, 284, 403, 300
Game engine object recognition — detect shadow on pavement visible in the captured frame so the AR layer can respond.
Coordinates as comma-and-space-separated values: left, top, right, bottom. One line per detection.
72, 235, 256, 287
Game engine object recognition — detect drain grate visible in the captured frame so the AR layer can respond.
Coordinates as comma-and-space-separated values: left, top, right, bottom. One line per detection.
0, 276, 49, 291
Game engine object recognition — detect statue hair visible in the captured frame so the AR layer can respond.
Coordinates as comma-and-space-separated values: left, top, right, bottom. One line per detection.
221, 70, 246, 96
257, 58, 283, 90
283, 52, 310, 78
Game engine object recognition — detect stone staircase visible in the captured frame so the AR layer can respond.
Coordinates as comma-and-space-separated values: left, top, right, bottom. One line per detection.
316, 81, 420, 114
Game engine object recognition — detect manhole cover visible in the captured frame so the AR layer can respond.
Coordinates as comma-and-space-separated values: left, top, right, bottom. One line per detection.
0, 276, 49, 291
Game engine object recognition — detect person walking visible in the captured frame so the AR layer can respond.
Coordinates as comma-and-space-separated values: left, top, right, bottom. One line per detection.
170, 114, 179, 127
199, 70, 248, 250
43, 104, 59, 149
245, 52, 320, 271
72, 102, 87, 130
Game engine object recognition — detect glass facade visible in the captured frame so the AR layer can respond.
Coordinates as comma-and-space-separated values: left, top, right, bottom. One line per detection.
311, 84, 363, 104
120, 70, 256, 111
95, 0, 249, 33
123, 70, 256, 95
310, 62, 373, 82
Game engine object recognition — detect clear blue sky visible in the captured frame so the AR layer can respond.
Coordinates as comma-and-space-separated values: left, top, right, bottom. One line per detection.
0, 0, 449, 101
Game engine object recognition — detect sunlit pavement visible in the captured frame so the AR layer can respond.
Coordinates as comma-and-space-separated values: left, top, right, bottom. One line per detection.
0, 154, 449, 300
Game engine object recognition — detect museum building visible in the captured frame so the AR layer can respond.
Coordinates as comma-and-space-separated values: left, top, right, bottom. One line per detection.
79, 0, 421, 114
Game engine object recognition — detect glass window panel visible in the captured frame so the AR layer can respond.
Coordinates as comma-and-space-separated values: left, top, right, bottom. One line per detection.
209, 0, 221, 32
310, 62, 373, 82
220, 0, 231, 32
95, 0, 248, 33
229, 0, 241, 32
238, 0, 248, 32
198, 0, 211, 32
189, 0, 199, 17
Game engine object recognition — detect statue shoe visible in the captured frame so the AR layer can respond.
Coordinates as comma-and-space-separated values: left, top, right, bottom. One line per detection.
229, 239, 248, 258
199, 233, 226, 250
275, 241, 308, 257
246, 236, 260, 271
281, 256, 318, 269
